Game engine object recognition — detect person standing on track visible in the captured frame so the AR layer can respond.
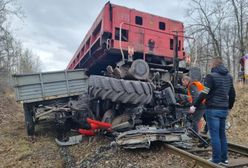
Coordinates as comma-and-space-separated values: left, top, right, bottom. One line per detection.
189, 57, 236, 165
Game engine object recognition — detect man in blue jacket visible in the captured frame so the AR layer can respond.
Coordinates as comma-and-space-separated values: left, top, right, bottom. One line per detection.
189, 57, 236, 165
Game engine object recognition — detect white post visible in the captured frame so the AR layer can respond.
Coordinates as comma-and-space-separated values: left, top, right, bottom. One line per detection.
243, 54, 248, 84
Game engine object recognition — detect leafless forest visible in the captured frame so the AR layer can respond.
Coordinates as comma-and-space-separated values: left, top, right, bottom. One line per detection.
185, 0, 248, 80
0, 0, 41, 89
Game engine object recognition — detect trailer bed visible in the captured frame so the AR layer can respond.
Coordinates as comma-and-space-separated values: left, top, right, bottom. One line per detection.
13, 69, 88, 103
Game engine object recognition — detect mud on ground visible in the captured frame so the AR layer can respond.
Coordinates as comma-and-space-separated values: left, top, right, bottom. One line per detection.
0, 86, 247, 168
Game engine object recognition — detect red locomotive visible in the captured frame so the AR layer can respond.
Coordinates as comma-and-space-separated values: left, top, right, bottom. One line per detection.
67, 2, 185, 76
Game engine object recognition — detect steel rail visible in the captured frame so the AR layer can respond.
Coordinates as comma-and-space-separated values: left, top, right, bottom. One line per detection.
228, 142, 248, 157
201, 134, 248, 156
165, 144, 222, 168
201, 134, 248, 157
165, 142, 248, 168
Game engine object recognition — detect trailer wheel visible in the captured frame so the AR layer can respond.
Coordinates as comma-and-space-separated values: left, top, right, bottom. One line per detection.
89, 75, 153, 104
111, 113, 130, 126
23, 103, 35, 136
101, 110, 113, 123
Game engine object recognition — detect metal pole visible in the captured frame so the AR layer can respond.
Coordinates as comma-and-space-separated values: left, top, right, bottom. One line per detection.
173, 32, 179, 86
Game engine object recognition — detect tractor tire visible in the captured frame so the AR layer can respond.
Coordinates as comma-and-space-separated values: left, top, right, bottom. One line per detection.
89, 75, 153, 105
23, 103, 35, 136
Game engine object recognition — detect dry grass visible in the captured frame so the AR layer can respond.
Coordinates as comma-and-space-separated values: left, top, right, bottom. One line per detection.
0, 91, 63, 168
0, 85, 247, 167
227, 85, 248, 146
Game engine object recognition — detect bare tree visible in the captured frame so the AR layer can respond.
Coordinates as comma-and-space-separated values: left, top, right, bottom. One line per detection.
185, 0, 248, 80
186, 0, 228, 59
19, 49, 41, 73
0, 0, 41, 87
230, 0, 248, 57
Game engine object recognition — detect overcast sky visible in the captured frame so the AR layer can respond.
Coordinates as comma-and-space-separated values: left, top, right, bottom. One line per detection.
13, 0, 188, 71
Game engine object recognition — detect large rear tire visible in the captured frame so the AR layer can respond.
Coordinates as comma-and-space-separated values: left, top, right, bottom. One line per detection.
23, 103, 35, 136
89, 75, 153, 105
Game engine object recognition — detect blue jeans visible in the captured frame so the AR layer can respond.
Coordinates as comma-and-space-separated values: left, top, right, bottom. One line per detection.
205, 109, 228, 163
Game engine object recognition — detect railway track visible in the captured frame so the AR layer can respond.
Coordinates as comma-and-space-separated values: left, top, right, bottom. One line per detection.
165, 142, 248, 168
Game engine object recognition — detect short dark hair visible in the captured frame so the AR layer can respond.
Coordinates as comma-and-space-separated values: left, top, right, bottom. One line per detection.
211, 57, 223, 67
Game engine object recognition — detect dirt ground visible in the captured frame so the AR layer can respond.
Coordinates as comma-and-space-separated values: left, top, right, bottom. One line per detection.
227, 85, 248, 146
0, 85, 247, 168
0, 91, 62, 168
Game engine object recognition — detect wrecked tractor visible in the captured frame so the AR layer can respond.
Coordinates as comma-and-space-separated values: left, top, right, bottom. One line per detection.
13, 2, 209, 149
62, 59, 205, 149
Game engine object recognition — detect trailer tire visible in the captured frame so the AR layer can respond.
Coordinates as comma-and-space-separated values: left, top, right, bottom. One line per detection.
101, 110, 113, 123
89, 75, 153, 104
111, 113, 130, 127
23, 103, 35, 136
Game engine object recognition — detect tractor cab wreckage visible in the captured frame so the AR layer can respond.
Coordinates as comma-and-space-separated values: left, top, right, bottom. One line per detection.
13, 2, 208, 149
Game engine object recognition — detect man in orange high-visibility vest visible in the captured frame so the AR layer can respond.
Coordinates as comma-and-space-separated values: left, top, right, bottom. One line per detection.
181, 76, 205, 134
